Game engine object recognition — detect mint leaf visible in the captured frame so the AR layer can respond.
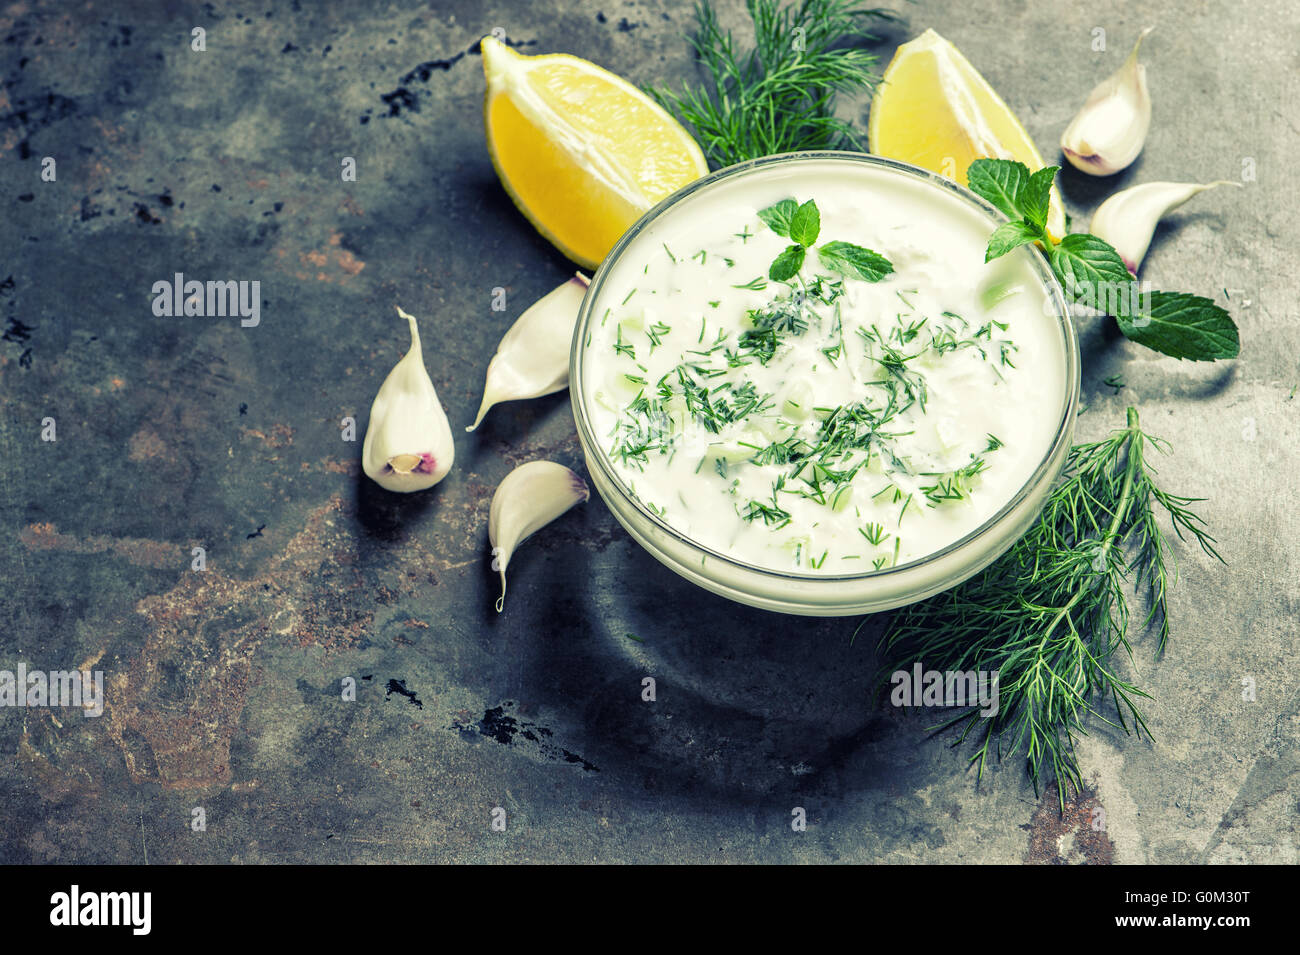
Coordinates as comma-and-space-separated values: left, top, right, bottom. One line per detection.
1048, 234, 1242, 361
1115, 291, 1240, 361
1048, 233, 1131, 302
985, 221, 1044, 262
817, 241, 893, 281
968, 159, 1057, 233
1020, 166, 1058, 230
768, 244, 805, 282
757, 199, 798, 237
967, 159, 1030, 221
789, 199, 820, 248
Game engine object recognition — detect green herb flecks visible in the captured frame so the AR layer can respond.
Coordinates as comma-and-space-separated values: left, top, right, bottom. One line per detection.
918, 456, 990, 507
859, 522, 890, 546
613, 325, 636, 359
610, 394, 675, 469
741, 493, 792, 529
646, 320, 672, 353
738, 294, 810, 364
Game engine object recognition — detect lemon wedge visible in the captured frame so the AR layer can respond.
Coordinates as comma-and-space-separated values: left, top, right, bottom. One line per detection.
868, 29, 1066, 240
481, 36, 709, 270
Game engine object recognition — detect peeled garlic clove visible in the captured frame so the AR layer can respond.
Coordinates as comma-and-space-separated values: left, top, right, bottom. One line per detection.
467, 273, 590, 432
362, 306, 455, 492
1060, 27, 1154, 176
488, 461, 589, 612
1089, 180, 1240, 273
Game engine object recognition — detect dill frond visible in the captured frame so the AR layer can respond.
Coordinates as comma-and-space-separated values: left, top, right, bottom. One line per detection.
647, 0, 899, 168
875, 407, 1223, 811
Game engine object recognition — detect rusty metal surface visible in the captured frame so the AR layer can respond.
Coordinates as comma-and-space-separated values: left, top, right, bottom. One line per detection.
1, 0, 1296, 863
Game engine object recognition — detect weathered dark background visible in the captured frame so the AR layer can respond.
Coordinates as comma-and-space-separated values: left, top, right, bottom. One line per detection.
1, 0, 1295, 863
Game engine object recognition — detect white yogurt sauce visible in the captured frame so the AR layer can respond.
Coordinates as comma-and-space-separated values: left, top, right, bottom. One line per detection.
582, 160, 1067, 574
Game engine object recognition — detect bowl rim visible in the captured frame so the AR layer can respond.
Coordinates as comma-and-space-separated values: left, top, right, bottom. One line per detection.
569, 150, 1080, 584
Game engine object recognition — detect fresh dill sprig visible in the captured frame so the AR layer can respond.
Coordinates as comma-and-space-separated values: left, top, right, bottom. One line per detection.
873, 407, 1223, 810
647, 0, 897, 168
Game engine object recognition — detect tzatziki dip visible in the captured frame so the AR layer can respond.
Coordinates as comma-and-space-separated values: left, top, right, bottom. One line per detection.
581, 158, 1067, 575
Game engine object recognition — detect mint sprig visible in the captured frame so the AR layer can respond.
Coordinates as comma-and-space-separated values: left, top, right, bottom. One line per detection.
757, 198, 893, 284
966, 158, 1240, 363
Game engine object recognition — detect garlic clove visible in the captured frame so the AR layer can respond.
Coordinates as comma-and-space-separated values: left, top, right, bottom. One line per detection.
1060, 27, 1154, 176
488, 460, 589, 612
1089, 180, 1240, 273
467, 273, 591, 432
362, 306, 455, 492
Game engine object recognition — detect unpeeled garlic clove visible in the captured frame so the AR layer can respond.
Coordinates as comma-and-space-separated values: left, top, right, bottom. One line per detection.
467, 273, 590, 432
362, 306, 455, 492
488, 460, 589, 612
1089, 180, 1240, 273
1060, 27, 1154, 176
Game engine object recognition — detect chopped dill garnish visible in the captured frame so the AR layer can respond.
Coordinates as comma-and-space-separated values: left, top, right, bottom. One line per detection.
741, 497, 791, 528
613, 326, 635, 359
859, 522, 889, 546
646, 320, 672, 352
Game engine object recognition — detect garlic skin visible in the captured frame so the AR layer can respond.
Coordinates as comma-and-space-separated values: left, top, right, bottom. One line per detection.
1090, 180, 1239, 273
467, 273, 590, 432
488, 461, 589, 612
1060, 27, 1153, 176
362, 306, 455, 492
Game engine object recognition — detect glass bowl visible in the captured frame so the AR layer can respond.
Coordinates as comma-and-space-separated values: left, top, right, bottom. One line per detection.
569, 152, 1079, 616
